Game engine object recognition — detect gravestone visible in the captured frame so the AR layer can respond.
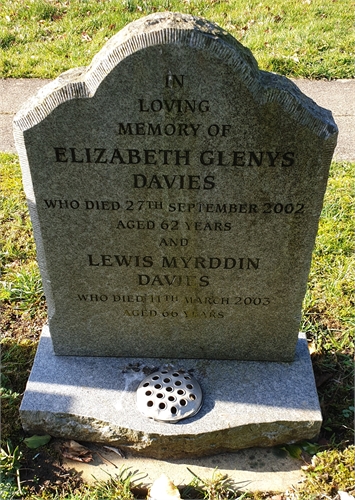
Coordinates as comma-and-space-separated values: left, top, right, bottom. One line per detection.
16, 12, 337, 456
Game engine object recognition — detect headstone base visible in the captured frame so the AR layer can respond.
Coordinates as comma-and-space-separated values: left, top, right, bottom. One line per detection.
20, 327, 321, 459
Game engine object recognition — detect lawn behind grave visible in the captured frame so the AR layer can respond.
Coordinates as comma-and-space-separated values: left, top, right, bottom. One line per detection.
1, 152, 354, 498
0, 0, 354, 79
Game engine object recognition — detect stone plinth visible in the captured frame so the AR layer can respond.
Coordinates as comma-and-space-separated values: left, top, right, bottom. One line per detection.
20, 327, 322, 459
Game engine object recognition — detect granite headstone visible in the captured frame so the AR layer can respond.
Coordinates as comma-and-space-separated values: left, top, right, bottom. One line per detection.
14, 13, 337, 362
16, 12, 336, 455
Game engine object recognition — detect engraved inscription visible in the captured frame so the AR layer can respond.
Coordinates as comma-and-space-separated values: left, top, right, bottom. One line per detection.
53, 147, 295, 167
44, 74, 302, 321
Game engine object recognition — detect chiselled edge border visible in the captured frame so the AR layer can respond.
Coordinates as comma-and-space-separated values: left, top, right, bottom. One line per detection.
13, 13, 337, 144
13, 65, 89, 311
13, 68, 89, 132
13, 126, 56, 318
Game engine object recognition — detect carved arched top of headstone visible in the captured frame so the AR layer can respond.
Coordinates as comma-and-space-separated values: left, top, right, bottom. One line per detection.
14, 12, 337, 142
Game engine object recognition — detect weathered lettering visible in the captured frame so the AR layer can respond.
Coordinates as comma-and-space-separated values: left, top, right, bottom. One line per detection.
138, 98, 210, 113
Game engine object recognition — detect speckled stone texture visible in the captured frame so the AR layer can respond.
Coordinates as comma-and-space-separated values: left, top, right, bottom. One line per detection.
14, 12, 337, 362
20, 326, 321, 458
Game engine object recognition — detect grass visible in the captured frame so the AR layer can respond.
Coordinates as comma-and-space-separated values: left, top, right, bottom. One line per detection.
0, 441, 24, 497
301, 162, 354, 449
0, 151, 354, 498
1, 3, 354, 496
298, 447, 355, 498
0, 0, 354, 79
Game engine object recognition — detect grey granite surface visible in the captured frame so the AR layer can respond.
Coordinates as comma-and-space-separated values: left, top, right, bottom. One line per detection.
20, 327, 322, 458
14, 13, 337, 361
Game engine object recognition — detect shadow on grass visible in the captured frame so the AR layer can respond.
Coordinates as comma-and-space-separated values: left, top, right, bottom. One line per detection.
312, 349, 354, 447
1, 335, 38, 444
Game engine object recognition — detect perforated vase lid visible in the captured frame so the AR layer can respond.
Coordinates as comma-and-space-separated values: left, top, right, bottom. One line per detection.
136, 368, 203, 423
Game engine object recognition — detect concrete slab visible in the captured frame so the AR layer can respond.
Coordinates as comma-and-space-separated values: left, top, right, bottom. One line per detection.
1, 79, 49, 154
292, 79, 355, 116
292, 79, 355, 162
1, 78, 354, 161
60, 442, 305, 493
20, 327, 321, 459
0, 78, 50, 114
